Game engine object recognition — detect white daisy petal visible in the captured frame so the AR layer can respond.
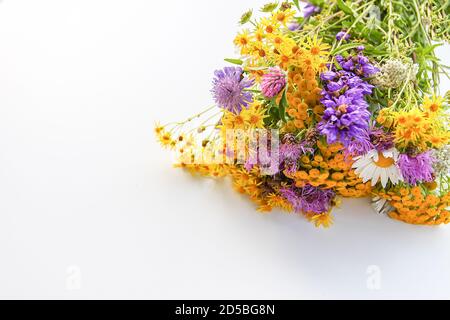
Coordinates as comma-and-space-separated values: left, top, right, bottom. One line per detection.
390, 166, 401, 185
353, 156, 371, 169
352, 159, 363, 169
381, 169, 388, 188
361, 163, 376, 182
372, 167, 382, 186
373, 152, 379, 162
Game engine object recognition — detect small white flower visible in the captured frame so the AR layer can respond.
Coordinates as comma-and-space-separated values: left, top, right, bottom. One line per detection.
352, 148, 403, 188
433, 145, 450, 177
373, 58, 418, 89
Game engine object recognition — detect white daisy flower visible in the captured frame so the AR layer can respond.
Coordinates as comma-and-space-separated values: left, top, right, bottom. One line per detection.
372, 196, 394, 215
352, 148, 403, 188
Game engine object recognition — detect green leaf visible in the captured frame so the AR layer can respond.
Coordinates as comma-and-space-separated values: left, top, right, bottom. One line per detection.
278, 89, 289, 123
261, 2, 279, 12
292, 0, 300, 11
364, 44, 387, 56
336, 0, 354, 16
309, 0, 324, 6
224, 58, 243, 65
239, 9, 253, 25
266, 103, 281, 126
331, 42, 363, 55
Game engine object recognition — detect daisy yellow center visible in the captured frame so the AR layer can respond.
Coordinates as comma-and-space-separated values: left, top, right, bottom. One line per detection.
374, 152, 394, 168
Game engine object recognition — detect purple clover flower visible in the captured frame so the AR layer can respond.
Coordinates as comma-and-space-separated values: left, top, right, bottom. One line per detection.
398, 151, 436, 185
261, 67, 287, 99
281, 185, 335, 214
211, 67, 254, 114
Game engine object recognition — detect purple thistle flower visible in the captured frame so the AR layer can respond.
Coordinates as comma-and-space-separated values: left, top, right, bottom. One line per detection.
281, 185, 335, 214
278, 134, 303, 174
261, 68, 287, 99
398, 151, 436, 185
336, 30, 350, 41
211, 67, 254, 114
303, 2, 321, 18
280, 141, 302, 162
275, 134, 316, 175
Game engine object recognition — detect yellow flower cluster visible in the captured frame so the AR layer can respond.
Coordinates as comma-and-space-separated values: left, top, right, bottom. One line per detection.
229, 167, 291, 213
379, 96, 449, 151
291, 140, 372, 198
220, 102, 267, 130
307, 212, 335, 228
374, 186, 450, 225
176, 163, 230, 179
155, 125, 177, 149
234, 10, 329, 71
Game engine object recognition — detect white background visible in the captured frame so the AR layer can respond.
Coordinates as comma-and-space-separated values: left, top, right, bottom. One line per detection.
0, 0, 449, 299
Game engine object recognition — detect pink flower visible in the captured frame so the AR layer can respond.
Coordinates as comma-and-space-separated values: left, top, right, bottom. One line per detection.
261, 68, 286, 98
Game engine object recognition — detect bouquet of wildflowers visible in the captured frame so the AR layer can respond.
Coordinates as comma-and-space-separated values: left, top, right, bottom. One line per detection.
156, 0, 450, 227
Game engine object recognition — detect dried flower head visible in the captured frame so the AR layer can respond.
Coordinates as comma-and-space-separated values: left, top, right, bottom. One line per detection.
433, 145, 450, 177
373, 58, 419, 89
